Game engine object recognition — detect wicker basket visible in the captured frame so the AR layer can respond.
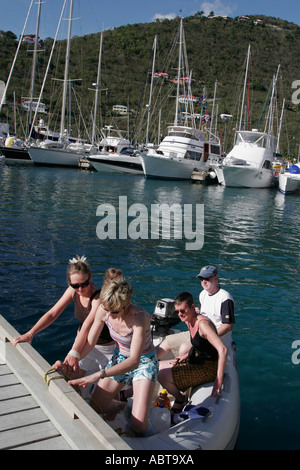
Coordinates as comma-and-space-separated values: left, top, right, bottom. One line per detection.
172, 359, 218, 392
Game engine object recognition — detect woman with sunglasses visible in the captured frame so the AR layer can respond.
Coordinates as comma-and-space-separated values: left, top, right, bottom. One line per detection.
158, 292, 227, 417
13, 256, 121, 376
66, 279, 158, 436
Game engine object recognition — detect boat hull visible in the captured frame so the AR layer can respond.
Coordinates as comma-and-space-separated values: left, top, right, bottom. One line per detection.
28, 147, 82, 167
279, 172, 300, 194
140, 153, 203, 180
221, 165, 275, 188
111, 337, 240, 450
88, 155, 143, 175
0, 146, 32, 163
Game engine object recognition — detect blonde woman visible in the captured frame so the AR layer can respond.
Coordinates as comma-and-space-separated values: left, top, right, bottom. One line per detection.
67, 279, 158, 436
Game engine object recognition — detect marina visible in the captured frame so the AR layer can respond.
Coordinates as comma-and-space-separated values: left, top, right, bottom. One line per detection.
1, 4, 300, 451
0, 162, 300, 449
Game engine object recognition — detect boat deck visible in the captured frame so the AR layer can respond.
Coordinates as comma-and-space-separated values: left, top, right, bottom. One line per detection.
0, 314, 130, 450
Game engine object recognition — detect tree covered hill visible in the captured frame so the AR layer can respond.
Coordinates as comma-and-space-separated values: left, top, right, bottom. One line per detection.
1, 14, 300, 156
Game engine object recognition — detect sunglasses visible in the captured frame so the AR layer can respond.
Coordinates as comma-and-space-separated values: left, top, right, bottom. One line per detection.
175, 308, 188, 315
199, 276, 214, 281
70, 277, 90, 289
101, 304, 121, 315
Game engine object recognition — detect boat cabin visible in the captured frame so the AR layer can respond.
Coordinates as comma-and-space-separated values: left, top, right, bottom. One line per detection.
235, 130, 275, 150
167, 126, 206, 141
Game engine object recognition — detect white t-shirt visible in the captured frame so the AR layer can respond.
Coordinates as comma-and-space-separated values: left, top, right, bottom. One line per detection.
199, 288, 235, 330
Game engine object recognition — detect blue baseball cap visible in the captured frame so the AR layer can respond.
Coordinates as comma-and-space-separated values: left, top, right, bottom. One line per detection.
196, 265, 218, 279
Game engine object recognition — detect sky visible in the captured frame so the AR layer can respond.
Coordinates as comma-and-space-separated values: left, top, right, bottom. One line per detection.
0, 0, 299, 40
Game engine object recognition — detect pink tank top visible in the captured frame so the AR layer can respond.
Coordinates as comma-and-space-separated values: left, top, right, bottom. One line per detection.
105, 307, 154, 356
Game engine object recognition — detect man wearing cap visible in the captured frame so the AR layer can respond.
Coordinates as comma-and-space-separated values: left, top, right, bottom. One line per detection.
196, 265, 235, 347
156, 265, 234, 359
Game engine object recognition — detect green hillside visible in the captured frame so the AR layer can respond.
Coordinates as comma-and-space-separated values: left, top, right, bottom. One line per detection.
1, 14, 300, 157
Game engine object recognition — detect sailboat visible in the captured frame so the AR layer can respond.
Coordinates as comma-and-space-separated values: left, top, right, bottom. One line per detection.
0, 0, 44, 164
213, 46, 278, 188
28, 0, 94, 167
88, 35, 160, 176
138, 20, 221, 180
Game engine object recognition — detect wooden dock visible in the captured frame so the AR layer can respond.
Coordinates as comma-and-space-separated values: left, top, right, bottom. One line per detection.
0, 314, 130, 450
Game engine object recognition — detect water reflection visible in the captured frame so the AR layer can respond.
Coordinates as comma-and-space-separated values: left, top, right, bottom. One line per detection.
1, 163, 300, 449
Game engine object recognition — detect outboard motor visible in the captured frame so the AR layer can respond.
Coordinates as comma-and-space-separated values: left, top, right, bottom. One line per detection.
151, 298, 180, 336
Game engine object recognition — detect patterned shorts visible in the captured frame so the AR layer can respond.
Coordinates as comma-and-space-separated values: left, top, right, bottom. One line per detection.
106, 347, 159, 385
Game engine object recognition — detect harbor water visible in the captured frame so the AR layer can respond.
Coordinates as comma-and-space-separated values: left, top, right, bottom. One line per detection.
0, 161, 299, 449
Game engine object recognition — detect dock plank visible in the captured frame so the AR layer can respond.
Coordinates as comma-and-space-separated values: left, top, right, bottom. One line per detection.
0, 407, 50, 432
12, 436, 72, 450
0, 421, 68, 450
0, 372, 20, 387
0, 395, 39, 415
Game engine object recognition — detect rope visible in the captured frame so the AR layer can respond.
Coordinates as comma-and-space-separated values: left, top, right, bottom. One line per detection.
43, 368, 107, 420
43, 367, 82, 396
43, 367, 70, 386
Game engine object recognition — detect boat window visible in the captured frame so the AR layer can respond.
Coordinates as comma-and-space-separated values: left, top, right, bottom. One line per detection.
263, 160, 272, 169
168, 130, 199, 140
184, 151, 202, 161
210, 144, 220, 155
237, 132, 267, 148
120, 147, 134, 155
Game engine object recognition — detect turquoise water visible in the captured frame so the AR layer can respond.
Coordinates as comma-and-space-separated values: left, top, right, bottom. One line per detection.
1, 162, 300, 449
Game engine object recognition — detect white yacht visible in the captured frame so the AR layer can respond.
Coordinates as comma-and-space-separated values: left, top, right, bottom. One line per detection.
88, 151, 143, 175
138, 20, 221, 180
139, 125, 221, 179
88, 127, 142, 174
279, 164, 300, 194
214, 46, 280, 188
213, 129, 276, 188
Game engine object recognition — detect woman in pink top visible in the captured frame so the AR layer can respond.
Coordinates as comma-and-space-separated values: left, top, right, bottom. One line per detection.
67, 279, 158, 436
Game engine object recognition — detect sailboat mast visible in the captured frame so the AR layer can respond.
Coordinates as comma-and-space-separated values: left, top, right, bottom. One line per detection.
174, 18, 183, 126
60, 0, 74, 139
92, 31, 103, 145
0, 0, 34, 113
276, 98, 285, 154
28, 0, 68, 141
264, 64, 280, 134
239, 44, 251, 131
146, 35, 157, 146
28, 0, 42, 128
210, 80, 217, 136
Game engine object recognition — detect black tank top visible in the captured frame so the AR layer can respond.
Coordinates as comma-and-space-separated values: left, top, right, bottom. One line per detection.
188, 330, 218, 364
